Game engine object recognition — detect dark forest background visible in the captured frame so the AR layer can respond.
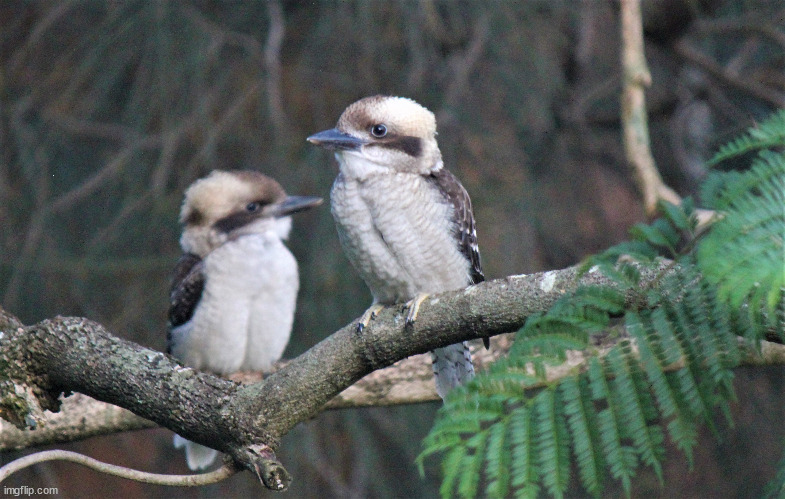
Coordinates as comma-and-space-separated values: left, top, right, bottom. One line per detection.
1, 1, 783, 497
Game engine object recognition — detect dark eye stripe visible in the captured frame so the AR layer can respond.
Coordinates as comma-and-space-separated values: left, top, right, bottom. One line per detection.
213, 210, 261, 234
372, 135, 421, 157
184, 209, 204, 226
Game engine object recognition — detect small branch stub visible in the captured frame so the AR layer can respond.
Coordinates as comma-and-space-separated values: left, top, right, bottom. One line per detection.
245, 444, 291, 491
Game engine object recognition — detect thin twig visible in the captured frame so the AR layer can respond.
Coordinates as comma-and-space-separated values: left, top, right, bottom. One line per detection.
619, 0, 681, 216
264, 0, 288, 142
673, 39, 785, 108
0, 450, 238, 486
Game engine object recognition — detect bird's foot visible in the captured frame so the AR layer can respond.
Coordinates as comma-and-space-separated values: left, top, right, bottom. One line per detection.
357, 304, 385, 333
404, 293, 430, 327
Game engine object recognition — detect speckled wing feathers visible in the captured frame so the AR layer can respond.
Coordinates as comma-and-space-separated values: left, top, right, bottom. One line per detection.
425, 168, 484, 285
426, 168, 489, 350
166, 253, 205, 354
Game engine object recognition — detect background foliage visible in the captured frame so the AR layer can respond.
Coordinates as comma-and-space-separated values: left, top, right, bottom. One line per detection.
1, 1, 783, 496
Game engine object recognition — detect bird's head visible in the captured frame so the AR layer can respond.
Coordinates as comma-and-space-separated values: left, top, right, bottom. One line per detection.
307, 95, 442, 177
178, 170, 322, 257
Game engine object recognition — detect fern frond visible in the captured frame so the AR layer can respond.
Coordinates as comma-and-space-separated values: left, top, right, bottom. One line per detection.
709, 108, 785, 165
510, 406, 539, 499
627, 311, 699, 463
629, 219, 680, 257
698, 151, 785, 320
580, 243, 658, 281
440, 445, 467, 498
424, 255, 742, 497
458, 432, 487, 498
588, 357, 637, 495
534, 389, 571, 498
485, 418, 511, 498
560, 376, 605, 497
660, 198, 695, 232
606, 346, 664, 482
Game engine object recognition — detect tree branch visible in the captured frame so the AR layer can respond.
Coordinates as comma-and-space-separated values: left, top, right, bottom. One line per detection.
2, 262, 785, 488
0, 263, 691, 488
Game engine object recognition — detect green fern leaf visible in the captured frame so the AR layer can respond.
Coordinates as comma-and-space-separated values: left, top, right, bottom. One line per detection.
606, 346, 664, 482
510, 406, 540, 498
698, 151, 785, 321
709, 108, 785, 165
560, 376, 605, 496
534, 389, 571, 498
440, 445, 467, 499
485, 418, 511, 498
627, 310, 700, 462
629, 221, 679, 257
659, 198, 695, 232
458, 432, 488, 498
588, 357, 637, 494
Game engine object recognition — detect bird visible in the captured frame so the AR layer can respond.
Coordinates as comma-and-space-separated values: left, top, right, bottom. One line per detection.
307, 95, 485, 400
167, 169, 321, 470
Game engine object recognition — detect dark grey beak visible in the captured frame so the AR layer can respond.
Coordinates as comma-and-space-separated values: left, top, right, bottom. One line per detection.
307, 128, 367, 151
270, 196, 323, 218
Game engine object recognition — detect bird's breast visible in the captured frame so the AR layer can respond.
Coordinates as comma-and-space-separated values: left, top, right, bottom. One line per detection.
178, 233, 298, 374
331, 172, 470, 304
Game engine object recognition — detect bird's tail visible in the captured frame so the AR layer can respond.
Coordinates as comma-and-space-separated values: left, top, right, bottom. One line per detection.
173, 434, 219, 471
431, 342, 475, 400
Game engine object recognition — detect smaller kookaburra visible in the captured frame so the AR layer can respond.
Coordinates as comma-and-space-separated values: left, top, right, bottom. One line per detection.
167, 170, 321, 470
307, 95, 486, 400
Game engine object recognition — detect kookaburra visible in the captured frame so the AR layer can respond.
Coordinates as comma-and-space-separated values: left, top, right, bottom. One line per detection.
167, 169, 321, 470
307, 95, 486, 400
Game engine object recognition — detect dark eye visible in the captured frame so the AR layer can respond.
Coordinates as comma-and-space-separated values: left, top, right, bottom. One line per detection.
246, 201, 262, 212
371, 124, 387, 138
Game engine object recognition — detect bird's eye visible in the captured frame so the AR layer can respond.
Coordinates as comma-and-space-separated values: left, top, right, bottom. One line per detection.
246, 201, 262, 212
371, 124, 387, 138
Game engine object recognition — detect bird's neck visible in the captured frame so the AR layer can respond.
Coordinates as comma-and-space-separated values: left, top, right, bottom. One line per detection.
335, 151, 388, 181
181, 219, 290, 257
336, 152, 443, 182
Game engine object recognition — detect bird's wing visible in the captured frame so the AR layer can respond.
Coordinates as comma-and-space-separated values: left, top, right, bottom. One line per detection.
426, 168, 485, 285
167, 253, 205, 354
427, 168, 489, 348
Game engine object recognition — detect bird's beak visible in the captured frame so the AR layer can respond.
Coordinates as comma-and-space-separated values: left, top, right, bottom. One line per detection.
269, 196, 323, 218
307, 128, 367, 151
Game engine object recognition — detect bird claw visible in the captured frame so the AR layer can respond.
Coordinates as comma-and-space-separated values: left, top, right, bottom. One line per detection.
404, 293, 430, 327
357, 304, 385, 333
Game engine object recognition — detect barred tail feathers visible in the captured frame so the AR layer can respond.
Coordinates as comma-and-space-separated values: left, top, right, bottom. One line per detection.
173, 434, 219, 471
431, 342, 474, 400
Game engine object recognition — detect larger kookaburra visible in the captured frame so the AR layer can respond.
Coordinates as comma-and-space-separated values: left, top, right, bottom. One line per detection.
307, 95, 485, 400
167, 169, 321, 470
